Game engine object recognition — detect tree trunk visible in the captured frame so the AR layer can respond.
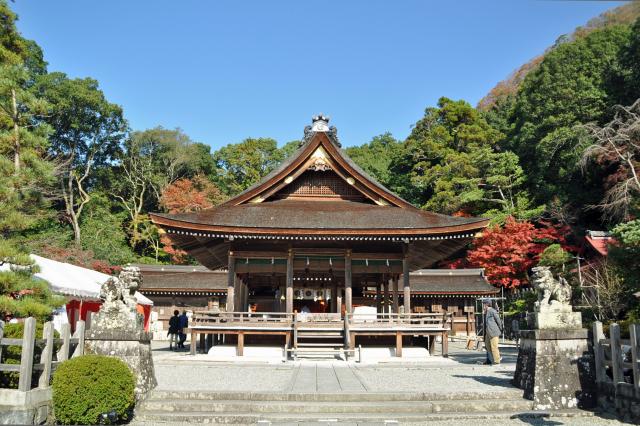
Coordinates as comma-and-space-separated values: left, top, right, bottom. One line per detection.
71, 212, 81, 248
12, 88, 20, 173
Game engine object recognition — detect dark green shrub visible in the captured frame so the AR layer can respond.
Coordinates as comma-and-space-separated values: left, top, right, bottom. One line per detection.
0, 322, 59, 389
52, 355, 135, 425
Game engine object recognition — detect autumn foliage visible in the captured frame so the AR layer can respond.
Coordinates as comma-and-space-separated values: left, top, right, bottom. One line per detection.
456, 217, 570, 289
159, 175, 225, 214
159, 176, 225, 263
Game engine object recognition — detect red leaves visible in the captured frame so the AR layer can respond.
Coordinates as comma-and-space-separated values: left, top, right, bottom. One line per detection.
464, 217, 570, 289
159, 176, 223, 214
160, 234, 187, 264
159, 176, 224, 263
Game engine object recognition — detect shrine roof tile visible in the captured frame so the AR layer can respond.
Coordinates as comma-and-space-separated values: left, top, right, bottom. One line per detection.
152, 199, 486, 233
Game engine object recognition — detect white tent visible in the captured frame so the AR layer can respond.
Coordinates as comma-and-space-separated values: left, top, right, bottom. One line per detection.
0, 254, 152, 305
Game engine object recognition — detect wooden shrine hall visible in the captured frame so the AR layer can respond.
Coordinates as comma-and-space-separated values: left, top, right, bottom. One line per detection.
150, 115, 490, 358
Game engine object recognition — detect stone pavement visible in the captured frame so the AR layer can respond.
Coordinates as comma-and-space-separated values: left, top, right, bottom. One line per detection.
152, 340, 518, 394
141, 340, 624, 425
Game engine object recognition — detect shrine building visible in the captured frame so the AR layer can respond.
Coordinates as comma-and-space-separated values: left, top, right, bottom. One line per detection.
149, 116, 491, 357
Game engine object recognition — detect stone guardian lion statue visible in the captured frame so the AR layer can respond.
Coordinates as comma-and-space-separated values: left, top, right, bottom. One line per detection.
531, 266, 571, 311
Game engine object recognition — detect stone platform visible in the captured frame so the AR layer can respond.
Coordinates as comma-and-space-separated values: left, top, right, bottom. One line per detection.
85, 329, 157, 399
513, 328, 595, 410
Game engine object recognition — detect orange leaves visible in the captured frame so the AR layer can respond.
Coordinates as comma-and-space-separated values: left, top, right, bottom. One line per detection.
159, 176, 224, 214
158, 176, 225, 263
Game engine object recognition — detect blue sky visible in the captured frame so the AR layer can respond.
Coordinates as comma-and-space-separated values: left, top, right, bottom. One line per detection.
14, 0, 624, 149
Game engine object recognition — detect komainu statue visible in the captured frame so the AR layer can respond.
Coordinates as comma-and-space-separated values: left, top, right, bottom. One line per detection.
92, 265, 144, 332
527, 265, 581, 329
531, 266, 572, 312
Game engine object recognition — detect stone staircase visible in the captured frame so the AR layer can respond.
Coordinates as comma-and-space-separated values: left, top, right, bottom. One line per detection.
291, 327, 347, 360
133, 389, 593, 424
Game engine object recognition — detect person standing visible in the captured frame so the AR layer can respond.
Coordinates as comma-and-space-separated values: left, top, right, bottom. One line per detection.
168, 310, 180, 350
483, 300, 503, 365
178, 310, 189, 349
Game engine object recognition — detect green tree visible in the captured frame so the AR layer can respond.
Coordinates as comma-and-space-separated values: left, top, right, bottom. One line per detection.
213, 137, 282, 196
0, 65, 50, 173
111, 127, 206, 249
388, 97, 538, 219
508, 25, 632, 209
36, 73, 128, 247
79, 193, 136, 266
0, 0, 46, 74
0, 241, 64, 321
279, 140, 302, 160
346, 133, 400, 186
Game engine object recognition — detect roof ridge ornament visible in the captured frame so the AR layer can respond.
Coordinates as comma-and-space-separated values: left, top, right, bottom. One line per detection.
303, 114, 341, 147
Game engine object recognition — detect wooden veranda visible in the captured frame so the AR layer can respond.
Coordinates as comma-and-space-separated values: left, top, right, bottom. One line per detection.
188, 311, 452, 359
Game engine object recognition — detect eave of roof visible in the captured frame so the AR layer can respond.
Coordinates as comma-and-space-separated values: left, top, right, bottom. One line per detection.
150, 199, 488, 236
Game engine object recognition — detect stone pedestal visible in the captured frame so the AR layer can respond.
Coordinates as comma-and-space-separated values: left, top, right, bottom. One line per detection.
513, 328, 596, 410
85, 329, 157, 400
527, 307, 582, 329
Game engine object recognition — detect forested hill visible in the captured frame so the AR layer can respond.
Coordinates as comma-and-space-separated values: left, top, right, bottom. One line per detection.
0, 0, 638, 325
478, 1, 640, 112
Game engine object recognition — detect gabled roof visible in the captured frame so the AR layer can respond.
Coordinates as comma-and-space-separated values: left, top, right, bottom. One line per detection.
222, 123, 413, 208
150, 116, 489, 237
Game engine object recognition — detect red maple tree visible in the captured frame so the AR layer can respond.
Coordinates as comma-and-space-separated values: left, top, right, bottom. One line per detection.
159, 176, 225, 263
456, 217, 571, 289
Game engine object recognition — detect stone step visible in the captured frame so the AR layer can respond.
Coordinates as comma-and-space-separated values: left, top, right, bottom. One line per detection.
296, 343, 345, 347
298, 333, 344, 340
133, 408, 593, 424
146, 389, 525, 402
139, 398, 534, 414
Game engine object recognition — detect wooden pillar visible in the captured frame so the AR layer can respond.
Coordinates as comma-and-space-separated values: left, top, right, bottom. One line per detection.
396, 331, 403, 357
226, 251, 235, 312
403, 249, 411, 314
243, 281, 250, 311
330, 283, 337, 313
345, 249, 353, 315
286, 249, 294, 314
392, 275, 399, 314
38, 321, 54, 388
383, 277, 390, 314
235, 278, 242, 312
237, 332, 244, 356
18, 317, 36, 392
375, 282, 382, 313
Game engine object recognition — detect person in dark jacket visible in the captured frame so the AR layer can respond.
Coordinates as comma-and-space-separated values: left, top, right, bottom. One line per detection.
178, 310, 189, 349
168, 310, 180, 350
483, 300, 503, 365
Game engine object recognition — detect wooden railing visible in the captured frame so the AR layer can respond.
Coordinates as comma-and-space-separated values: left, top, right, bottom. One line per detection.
191, 311, 294, 327
593, 321, 640, 391
0, 317, 85, 392
346, 312, 452, 328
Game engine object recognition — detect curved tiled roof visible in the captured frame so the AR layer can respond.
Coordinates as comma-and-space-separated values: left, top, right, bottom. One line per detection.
152, 199, 486, 233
